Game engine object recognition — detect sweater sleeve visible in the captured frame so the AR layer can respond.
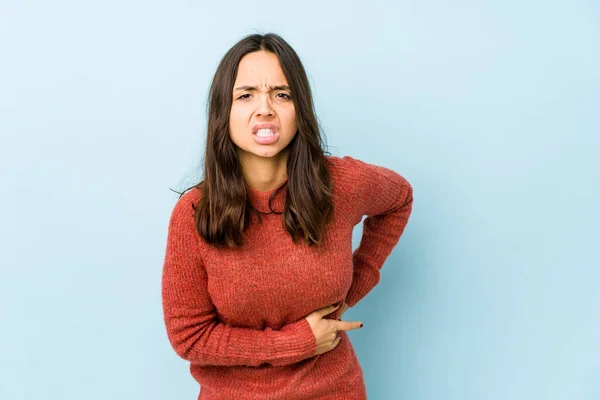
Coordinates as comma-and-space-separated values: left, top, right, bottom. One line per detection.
161, 193, 317, 367
342, 156, 414, 308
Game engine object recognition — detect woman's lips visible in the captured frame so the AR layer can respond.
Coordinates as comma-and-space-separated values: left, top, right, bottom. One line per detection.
252, 123, 278, 134
252, 129, 279, 145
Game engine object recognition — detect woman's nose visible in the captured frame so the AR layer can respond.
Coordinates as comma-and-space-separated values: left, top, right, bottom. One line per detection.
256, 94, 274, 116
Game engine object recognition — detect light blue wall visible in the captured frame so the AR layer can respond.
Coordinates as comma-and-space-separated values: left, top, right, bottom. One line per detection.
1, 1, 598, 399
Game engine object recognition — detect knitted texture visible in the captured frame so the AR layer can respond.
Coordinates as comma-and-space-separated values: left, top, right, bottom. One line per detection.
161, 155, 413, 399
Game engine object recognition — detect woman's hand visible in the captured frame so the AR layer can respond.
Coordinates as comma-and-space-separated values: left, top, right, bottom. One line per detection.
304, 304, 363, 356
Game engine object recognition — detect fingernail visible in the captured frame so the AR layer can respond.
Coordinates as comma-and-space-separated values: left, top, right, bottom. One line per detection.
337, 318, 341, 321
360, 323, 363, 328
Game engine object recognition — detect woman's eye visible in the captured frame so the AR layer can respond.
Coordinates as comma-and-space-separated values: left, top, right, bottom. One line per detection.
237, 93, 291, 100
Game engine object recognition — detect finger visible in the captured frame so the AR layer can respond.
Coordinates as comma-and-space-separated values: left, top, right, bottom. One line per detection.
330, 336, 341, 350
334, 320, 363, 331
317, 303, 340, 317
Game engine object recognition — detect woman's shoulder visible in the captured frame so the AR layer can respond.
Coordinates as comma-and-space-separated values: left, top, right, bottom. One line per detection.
326, 154, 409, 181
178, 184, 201, 202
325, 154, 363, 174
169, 185, 202, 218
324, 154, 368, 198
324, 154, 375, 186
325, 154, 411, 199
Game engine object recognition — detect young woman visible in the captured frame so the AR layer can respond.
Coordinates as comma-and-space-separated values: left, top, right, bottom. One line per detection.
161, 32, 413, 399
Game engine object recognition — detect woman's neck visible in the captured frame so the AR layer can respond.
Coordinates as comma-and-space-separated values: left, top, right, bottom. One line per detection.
237, 149, 289, 191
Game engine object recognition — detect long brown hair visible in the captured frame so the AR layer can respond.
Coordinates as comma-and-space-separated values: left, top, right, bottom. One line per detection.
175, 32, 334, 249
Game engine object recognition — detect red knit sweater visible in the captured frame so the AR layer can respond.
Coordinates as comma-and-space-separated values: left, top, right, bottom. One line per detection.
161, 155, 413, 399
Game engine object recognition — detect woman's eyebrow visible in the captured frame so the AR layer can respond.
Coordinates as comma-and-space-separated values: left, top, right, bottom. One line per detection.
234, 85, 290, 92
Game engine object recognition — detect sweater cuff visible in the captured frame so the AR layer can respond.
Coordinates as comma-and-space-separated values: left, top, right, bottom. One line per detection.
271, 318, 316, 366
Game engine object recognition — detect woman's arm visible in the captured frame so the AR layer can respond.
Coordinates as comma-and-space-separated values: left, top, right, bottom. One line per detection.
342, 156, 414, 308
161, 196, 316, 367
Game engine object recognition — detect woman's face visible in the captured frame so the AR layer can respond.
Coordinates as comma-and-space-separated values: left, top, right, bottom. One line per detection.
229, 50, 297, 160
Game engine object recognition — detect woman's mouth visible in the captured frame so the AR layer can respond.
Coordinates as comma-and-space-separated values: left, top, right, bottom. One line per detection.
252, 128, 279, 145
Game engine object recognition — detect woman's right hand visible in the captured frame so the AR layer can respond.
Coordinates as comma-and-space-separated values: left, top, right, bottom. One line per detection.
305, 304, 363, 356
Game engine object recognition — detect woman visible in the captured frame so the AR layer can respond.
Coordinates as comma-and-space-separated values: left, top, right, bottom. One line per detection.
161, 32, 413, 399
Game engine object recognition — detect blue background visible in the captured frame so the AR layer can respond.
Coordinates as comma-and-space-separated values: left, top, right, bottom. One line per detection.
1, 1, 599, 399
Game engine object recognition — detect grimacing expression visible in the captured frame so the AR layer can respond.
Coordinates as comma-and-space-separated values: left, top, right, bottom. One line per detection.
229, 50, 297, 159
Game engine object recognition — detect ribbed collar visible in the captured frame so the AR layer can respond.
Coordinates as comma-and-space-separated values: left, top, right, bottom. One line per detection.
245, 178, 288, 214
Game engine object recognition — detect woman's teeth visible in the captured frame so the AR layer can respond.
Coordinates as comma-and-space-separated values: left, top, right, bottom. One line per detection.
256, 129, 274, 137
